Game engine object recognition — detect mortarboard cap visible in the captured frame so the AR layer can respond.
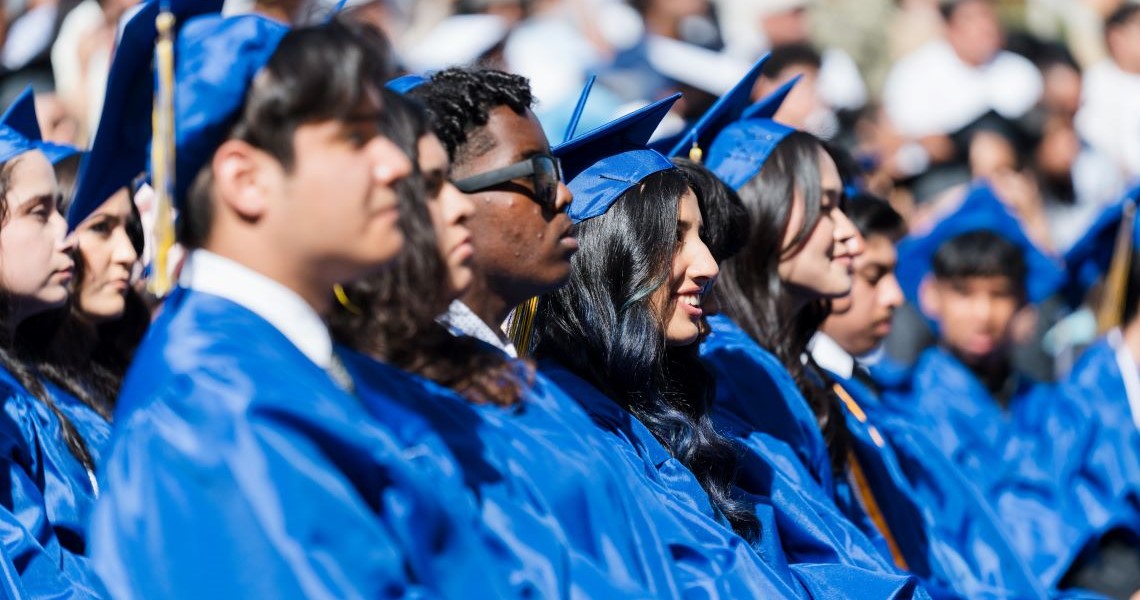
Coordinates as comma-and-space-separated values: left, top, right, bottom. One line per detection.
553, 92, 680, 223
0, 87, 81, 166
703, 76, 801, 190
895, 182, 1065, 306
68, 0, 225, 230
1062, 187, 1140, 306
0, 125, 38, 165
172, 14, 288, 208
665, 54, 769, 159
386, 73, 427, 95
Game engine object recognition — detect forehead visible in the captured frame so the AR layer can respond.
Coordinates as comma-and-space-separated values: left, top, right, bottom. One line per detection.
417, 134, 448, 168
860, 235, 897, 265
6, 151, 56, 203
457, 106, 549, 172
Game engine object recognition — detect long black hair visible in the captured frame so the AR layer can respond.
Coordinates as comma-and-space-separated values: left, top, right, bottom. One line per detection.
716, 130, 850, 476
329, 90, 531, 407
533, 168, 759, 541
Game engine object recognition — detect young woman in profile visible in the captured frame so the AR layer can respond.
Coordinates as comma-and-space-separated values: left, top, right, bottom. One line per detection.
532, 94, 920, 598
0, 123, 105, 596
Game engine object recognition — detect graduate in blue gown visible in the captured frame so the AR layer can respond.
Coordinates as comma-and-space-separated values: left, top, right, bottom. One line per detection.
89, 11, 532, 599
809, 194, 1106, 599
658, 59, 925, 597
530, 80, 921, 598
881, 184, 1140, 596
328, 84, 661, 598
0, 98, 113, 600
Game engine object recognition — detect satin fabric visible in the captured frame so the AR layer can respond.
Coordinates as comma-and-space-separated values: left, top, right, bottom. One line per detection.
90, 288, 530, 599
698, 316, 928, 599
542, 359, 924, 599
834, 370, 1067, 599
339, 347, 663, 599
0, 371, 104, 598
877, 346, 1122, 588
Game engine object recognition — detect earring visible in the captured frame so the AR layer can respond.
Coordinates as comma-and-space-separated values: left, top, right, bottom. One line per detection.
333, 284, 363, 316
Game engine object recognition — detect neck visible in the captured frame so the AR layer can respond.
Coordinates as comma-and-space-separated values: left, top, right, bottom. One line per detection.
203, 240, 331, 316
458, 274, 516, 334
948, 344, 1012, 395
1121, 318, 1140, 363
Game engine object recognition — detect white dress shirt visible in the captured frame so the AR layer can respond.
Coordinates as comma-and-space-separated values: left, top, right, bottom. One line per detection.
179, 249, 333, 370
437, 300, 518, 358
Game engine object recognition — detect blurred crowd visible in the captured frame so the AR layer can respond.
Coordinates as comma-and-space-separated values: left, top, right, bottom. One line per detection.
3, 0, 1138, 252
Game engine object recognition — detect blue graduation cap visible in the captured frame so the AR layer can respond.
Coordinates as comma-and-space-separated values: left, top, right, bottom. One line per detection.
0, 87, 80, 165
703, 77, 801, 190
552, 93, 680, 223
895, 182, 1066, 306
173, 14, 288, 208
0, 124, 37, 165
386, 74, 427, 95
665, 55, 769, 160
67, 0, 224, 230
1062, 186, 1140, 306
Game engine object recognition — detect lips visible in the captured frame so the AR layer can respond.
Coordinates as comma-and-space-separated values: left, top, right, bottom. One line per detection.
677, 291, 704, 318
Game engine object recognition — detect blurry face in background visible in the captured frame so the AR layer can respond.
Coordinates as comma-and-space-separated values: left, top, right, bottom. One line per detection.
645, 0, 708, 20
74, 189, 138, 324
945, 0, 1002, 67
1040, 62, 1082, 117
1107, 12, 1140, 73
822, 234, 904, 357
922, 274, 1021, 365
418, 134, 476, 296
760, 6, 810, 46
34, 94, 79, 145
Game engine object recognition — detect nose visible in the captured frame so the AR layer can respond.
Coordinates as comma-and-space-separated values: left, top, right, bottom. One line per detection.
112, 226, 139, 265
553, 181, 573, 213
371, 136, 413, 185
442, 182, 475, 225
880, 272, 905, 310
690, 238, 720, 290
52, 212, 76, 253
833, 208, 864, 257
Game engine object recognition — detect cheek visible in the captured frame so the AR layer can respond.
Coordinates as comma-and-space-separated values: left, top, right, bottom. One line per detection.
0, 225, 50, 291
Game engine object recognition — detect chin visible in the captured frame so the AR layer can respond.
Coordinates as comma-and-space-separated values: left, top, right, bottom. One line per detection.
665, 325, 700, 347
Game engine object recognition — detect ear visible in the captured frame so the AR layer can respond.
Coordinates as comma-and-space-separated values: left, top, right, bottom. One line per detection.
211, 139, 275, 222
918, 274, 940, 320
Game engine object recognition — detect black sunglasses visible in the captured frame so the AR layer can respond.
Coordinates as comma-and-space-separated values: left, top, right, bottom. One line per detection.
453, 154, 563, 211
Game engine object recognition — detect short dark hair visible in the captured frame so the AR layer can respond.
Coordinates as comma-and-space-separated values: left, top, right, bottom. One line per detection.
1108, 3, 1140, 34
845, 193, 906, 243
762, 42, 822, 78
931, 230, 1027, 300
179, 18, 396, 248
408, 67, 534, 166
938, 0, 993, 21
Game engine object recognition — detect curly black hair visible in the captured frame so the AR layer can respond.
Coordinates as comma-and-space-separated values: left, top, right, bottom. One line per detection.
408, 67, 534, 166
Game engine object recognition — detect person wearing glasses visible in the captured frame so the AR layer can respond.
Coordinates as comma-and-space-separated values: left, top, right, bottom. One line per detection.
407, 67, 577, 356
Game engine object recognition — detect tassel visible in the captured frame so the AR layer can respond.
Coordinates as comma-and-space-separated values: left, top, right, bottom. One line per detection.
1097, 200, 1136, 335
506, 296, 539, 357
148, 5, 177, 298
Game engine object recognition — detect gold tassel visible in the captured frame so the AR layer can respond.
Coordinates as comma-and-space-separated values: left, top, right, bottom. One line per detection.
1097, 200, 1136, 336
506, 296, 539, 357
333, 284, 363, 316
148, 8, 177, 298
688, 140, 703, 163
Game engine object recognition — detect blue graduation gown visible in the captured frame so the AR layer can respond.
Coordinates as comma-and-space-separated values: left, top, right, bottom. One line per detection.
699, 317, 915, 579
542, 359, 923, 599
0, 373, 103, 598
832, 370, 1056, 599
339, 347, 663, 599
90, 287, 529, 599
877, 346, 1110, 587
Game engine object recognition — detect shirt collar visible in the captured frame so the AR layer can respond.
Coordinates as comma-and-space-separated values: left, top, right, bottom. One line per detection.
808, 332, 855, 379
179, 249, 333, 369
437, 300, 518, 358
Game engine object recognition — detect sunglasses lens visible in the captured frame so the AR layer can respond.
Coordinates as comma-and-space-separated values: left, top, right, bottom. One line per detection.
533, 157, 560, 208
